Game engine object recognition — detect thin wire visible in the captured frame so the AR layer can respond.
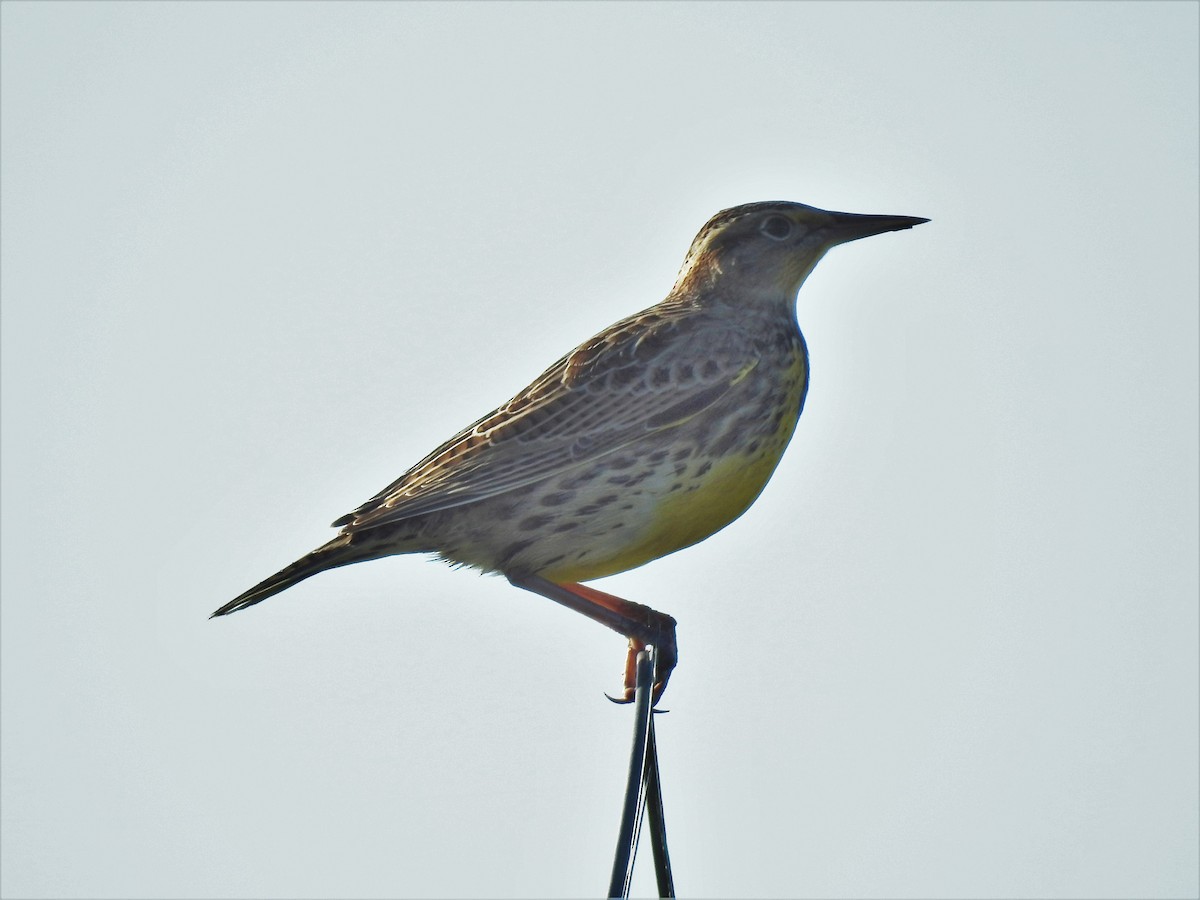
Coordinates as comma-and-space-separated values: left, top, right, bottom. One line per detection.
644, 717, 674, 897
607, 647, 655, 899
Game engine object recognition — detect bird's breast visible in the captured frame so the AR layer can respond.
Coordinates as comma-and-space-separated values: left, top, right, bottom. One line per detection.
532, 343, 809, 582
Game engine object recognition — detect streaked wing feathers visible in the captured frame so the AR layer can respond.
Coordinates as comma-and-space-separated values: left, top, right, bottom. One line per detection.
334, 310, 754, 532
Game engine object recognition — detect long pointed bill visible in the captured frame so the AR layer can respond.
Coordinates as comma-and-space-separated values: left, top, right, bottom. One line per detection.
825, 211, 930, 246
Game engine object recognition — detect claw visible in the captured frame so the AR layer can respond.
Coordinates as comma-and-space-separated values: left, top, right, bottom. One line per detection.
644, 637, 677, 708
606, 681, 670, 706
608, 636, 676, 706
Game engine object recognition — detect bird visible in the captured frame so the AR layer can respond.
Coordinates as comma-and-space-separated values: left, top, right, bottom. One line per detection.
211, 200, 928, 701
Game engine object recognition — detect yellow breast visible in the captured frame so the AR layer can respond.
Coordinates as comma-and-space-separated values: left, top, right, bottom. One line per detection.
539, 353, 806, 583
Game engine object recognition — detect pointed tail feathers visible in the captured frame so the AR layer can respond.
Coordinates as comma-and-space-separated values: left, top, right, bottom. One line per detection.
211, 534, 361, 618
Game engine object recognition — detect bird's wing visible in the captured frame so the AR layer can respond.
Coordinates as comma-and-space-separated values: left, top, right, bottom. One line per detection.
334, 309, 756, 532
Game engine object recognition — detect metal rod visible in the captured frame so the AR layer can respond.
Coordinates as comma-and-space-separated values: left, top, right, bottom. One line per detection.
607, 647, 655, 899
644, 717, 674, 897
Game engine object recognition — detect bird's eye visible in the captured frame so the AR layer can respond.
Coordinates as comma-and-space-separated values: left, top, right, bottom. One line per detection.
760, 215, 793, 240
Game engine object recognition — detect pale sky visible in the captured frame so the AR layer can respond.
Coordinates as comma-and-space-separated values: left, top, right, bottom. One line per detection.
2, 2, 1197, 898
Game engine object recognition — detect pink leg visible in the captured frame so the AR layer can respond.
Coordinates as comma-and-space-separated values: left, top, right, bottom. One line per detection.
508, 574, 678, 703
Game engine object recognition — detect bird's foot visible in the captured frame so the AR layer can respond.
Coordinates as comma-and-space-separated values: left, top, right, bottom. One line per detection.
606, 629, 677, 706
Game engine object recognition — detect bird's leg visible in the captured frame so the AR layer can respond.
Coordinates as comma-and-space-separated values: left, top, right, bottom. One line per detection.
507, 574, 677, 704
563, 581, 679, 704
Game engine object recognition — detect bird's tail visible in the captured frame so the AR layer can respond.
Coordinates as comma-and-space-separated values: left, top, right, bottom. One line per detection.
211, 534, 367, 618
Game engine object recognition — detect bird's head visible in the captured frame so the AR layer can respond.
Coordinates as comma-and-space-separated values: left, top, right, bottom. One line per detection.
673, 200, 928, 303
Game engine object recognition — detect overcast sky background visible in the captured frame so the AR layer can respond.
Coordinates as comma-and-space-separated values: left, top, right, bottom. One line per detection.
2, 3, 1197, 898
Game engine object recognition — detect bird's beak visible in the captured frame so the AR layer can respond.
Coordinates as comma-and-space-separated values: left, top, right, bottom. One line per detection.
824, 211, 930, 245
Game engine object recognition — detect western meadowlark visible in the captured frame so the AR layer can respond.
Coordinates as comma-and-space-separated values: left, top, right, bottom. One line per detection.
212, 200, 927, 700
